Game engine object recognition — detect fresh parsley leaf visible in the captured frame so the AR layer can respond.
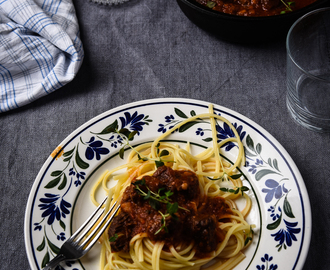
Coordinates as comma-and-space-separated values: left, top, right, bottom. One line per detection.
206, 1, 216, 8
155, 160, 164, 168
244, 236, 252, 246
167, 202, 179, 220
165, 190, 173, 197
119, 147, 125, 159
133, 179, 146, 186
149, 198, 160, 210
109, 234, 118, 242
220, 186, 249, 196
128, 131, 138, 141
159, 149, 169, 157
145, 190, 151, 200
156, 143, 161, 155
230, 173, 243, 180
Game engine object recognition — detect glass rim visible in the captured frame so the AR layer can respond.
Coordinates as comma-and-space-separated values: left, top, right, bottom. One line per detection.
286, 7, 330, 82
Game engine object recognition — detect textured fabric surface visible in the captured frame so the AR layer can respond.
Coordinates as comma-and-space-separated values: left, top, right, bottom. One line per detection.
91, 0, 130, 5
0, 0, 330, 269
0, 0, 84, 112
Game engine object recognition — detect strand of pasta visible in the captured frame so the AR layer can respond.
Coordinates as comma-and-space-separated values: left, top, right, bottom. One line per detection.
152, 241, 164, 270
209, 105, 223, 174
168, 245, 196, 263
149, 110, 245, 174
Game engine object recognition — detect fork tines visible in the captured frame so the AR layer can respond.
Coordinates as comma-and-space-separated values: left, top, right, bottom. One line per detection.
71, 197, 120, 252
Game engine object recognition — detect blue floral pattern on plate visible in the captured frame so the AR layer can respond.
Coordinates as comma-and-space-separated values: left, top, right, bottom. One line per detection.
256, 254, 278, 270
25, 99, 311, 270
31, 111, 152, 269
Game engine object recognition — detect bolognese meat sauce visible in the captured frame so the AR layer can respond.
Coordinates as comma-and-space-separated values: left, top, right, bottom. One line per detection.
196, 0, 317, 16
108, 166, 233, 257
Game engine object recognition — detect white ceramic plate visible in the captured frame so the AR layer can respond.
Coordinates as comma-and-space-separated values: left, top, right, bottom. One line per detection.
25, 98, 311, 270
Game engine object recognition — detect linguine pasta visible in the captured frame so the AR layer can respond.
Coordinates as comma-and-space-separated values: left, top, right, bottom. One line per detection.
90, 105, 254, 270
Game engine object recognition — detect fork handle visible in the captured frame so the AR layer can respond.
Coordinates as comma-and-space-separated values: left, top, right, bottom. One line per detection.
43, 253, 66, 270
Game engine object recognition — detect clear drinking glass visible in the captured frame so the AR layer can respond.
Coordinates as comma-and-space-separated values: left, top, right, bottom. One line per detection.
286, 7, 330, 132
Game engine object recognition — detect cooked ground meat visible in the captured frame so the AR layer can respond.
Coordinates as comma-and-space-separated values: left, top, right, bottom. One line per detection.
196, 0, 317, 17
108, 166, 232, 257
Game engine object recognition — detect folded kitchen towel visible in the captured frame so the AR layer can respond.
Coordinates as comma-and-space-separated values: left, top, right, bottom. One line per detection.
0, 0, 84, 113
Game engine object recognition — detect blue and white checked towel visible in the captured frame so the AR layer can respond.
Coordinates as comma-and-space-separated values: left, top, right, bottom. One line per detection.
0, 0, 84, 113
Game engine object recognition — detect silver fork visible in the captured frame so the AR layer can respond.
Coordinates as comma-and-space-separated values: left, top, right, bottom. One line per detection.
43, 197, 120, 270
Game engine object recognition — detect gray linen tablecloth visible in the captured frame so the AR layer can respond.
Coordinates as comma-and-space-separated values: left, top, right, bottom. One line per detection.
1, 0, 330, 269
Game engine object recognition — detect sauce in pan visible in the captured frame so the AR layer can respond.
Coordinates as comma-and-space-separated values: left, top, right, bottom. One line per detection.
196, 0, 318, 16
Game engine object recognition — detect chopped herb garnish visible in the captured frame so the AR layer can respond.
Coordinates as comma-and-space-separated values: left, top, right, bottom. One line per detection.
133, 179, 188, 234
156, 212, 170, 234
109, 234, 118, 242
155, 160, 165, 168
230, 173, 243, 180
206, 1, 216, 8
220, 185, 249, 196
244, 226, 254, 246
109, 127, 173, 167
280, 0, 295, 14
208, 172, 243, 182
